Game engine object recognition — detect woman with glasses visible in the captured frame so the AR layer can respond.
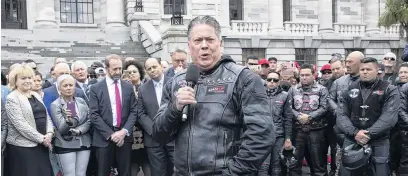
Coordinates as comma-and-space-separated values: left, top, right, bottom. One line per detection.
123, 60, 151, 176
5, 65, 54, 176
50, 74, 91, 176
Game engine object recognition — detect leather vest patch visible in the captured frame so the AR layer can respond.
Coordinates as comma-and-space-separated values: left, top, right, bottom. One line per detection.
206, 85, 228, 95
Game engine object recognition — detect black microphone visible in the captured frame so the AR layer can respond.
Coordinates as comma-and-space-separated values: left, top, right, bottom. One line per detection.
182, 64, 200, 121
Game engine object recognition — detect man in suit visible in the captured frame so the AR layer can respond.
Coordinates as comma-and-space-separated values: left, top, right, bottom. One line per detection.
72, 60, 92, 102
164, 48, 188, 78
89, 54, 138, 176
43, 63, 87, 117
138, 58, 174, 176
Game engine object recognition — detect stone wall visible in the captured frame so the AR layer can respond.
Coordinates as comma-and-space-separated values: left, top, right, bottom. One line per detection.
292, 0, 319, 22
243, 0, 268, 22
336, 0, 363, 24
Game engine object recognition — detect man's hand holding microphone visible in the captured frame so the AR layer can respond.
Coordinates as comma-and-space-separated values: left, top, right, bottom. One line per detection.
176, 64, 200, 121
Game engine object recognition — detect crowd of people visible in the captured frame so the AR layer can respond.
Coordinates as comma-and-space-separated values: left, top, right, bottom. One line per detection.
1, 15, 408, 176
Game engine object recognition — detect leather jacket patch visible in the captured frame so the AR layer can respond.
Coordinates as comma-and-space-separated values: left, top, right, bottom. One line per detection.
206, 85, 228, 95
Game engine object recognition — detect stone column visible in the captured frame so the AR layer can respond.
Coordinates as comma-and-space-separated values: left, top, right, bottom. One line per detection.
220, 0, 230, 36
318, 0, 334, 33
106, 0, 130, 42
268, 0, 284, 33
34, 0, 58, 28
365, 0, 380, 34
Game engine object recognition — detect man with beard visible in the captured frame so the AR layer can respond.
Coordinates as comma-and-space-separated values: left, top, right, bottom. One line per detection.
151, 16, 274, 175
336, 57, 399, 175
288, 64, 329, 176
258, 71, 293, 176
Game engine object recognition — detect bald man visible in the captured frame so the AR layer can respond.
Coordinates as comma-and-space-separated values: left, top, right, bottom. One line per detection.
137, 58, 174, 176
43, 63, 88, 117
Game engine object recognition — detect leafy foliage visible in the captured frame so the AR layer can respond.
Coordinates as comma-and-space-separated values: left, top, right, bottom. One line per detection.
379, 0, 408, 41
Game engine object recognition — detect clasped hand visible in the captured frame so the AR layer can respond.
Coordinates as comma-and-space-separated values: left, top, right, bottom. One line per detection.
298, 113, 310, 124
111, 130, 127, 147
355, 130, 370, 145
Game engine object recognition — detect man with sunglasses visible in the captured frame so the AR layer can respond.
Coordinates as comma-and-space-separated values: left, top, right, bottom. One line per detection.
258, 71, 293, 176
382, 52, 398, 84
287, 64, 329, 176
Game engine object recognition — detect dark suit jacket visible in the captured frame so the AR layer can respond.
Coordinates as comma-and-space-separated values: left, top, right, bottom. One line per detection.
43, 84, 88, 118
89, 78, 138, 147
164, 67, 176, 79
75, 81, 94, 104
137, 75, 174, 147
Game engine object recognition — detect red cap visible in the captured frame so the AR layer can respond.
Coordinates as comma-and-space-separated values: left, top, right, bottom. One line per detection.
258, 59, 269, 66
320, 64, 331, 72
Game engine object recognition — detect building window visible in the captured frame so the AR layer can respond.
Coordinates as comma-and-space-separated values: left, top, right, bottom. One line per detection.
283, 0, 291, 22
332, 0, 337, 23
345, 49, 365, 58
1, 0, 27, 29
230, 0, 243, 21
295, 49, 317, 65
60, 0, 94, 24
164, 0, 185, 15
242, 48, 266, 65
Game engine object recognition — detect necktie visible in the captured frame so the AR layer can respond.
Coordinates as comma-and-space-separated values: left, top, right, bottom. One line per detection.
156, 82, 162, 106
114, 81, 122, 127
83, 83, 89, 99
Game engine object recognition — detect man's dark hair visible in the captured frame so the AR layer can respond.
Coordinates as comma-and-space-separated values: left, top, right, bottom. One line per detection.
91, 61, 104, 69
268, 70, 281, 78
400, 63, 408, 70
144, 58, 161, 68
34, 70, 42, 78
246, 55, 259, 62
1, 72, 6, 85
124, 60, 146, 81
361, 57, 379, 67
300, 63, 315, 74
268, 57, 277, 62
24, 59, 36, 64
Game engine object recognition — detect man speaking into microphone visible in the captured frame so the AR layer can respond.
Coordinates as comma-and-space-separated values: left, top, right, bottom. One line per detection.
152, 15, 275, 175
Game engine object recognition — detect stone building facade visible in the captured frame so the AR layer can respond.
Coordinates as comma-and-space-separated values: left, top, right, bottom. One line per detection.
1, 0, 406, 72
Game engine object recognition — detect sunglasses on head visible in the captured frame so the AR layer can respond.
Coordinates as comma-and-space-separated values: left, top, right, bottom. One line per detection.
266, 78, 280, 83
384, 57, 396, 61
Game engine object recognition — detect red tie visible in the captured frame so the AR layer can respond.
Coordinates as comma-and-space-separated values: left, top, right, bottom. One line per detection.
114, 81, 122, 127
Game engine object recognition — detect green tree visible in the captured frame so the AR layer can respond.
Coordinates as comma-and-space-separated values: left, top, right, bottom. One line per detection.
378, 0, 408, 41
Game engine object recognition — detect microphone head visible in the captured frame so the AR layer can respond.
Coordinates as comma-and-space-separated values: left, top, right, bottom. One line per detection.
185, 64, 200, 84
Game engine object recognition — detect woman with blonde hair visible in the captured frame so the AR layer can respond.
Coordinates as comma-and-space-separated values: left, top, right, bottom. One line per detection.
5, 64, 54, 176
50, 74, 91, 176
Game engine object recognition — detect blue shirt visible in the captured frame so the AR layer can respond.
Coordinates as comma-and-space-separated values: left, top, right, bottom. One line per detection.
1, 86, 9, 104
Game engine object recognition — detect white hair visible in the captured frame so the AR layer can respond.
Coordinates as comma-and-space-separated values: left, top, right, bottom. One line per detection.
71, 60, 87, 71
57, 74, 75, 88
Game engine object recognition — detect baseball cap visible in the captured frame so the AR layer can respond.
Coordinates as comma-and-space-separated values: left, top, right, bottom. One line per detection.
95, 67, 106, 74
320, 64, 331, 72
258, 59, 269, 66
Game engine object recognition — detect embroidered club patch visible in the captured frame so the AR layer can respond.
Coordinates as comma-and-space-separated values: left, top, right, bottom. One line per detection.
206, 85, 228, 95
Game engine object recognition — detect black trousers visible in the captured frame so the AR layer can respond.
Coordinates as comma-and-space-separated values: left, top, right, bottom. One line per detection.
86, 148, 98, 176
390, 127, 400, 173
289, 129, 327, 176
95, 142, 132, 176
339, 138, 390, 176
398, 130, 408, 176
146, 144, 174, 176
325, 126, 337, 173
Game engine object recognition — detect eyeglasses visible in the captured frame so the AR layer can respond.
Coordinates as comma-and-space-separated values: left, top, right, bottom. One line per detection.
384, 57, 396, 61
322, 71, 332, 75
266, 78, 280, 83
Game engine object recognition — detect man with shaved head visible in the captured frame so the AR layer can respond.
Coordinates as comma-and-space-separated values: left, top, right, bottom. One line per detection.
43, 62, 87, 117
328, 51, 364, 175
137, 57, 174, 176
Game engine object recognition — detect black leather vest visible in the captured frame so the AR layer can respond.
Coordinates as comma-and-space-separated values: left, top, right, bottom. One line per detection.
347, 81, 389, 130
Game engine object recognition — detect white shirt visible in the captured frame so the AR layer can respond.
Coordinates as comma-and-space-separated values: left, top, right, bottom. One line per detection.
106, 77, 122, 127
152, 75, 164, 106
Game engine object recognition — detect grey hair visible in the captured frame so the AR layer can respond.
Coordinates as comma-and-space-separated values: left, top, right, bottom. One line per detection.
71, 60, 87, 71
187, 15, 221, 40
170, 47, 188, 56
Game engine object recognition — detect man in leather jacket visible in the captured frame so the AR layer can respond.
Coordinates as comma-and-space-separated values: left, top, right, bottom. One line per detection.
152, 15, 275, 175
399, 83, 408, 175
288, 64, 329, 176
336, 57, 399, 176
258, 71, 293, 176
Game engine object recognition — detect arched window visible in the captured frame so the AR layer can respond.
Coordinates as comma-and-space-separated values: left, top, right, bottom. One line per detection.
60, 0, 94, 24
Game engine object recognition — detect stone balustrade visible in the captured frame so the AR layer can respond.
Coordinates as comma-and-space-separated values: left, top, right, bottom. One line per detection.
230, 21, 268, 35
283, 22, 319, 36
380, 24, 406, 37
333, 23, 366, 36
